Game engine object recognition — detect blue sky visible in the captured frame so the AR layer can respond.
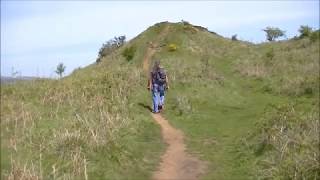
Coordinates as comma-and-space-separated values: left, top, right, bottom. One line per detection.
1, 1, 319, 78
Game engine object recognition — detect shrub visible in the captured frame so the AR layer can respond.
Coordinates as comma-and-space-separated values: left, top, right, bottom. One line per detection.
96, 35, 126, 63
122, 46, 136, 61
298, 25, 313, 38
181, 20, 190, 26
231, 34, 238, 41
310, 30, 320, 42
265, 48, 275, 60
183, 25, 197, 34
168, 43, 177, 52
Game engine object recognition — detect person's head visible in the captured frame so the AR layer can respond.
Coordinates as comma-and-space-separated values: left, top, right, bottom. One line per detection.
153, 59, 160, 71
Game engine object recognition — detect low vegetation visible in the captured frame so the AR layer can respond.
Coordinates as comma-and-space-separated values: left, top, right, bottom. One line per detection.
234, 36, 319, 96
1, 21, 319, 179
122, 45, 137, 61
242, 104, 319, 179
298, 25, 313, 38
1, 55, 164, 179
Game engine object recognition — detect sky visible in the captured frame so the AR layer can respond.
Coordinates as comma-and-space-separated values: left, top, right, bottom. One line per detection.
1, 1, 319, 78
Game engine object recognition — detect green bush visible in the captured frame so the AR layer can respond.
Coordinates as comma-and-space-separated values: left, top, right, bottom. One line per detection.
97, 36, 126, 63
298, 25, 313, 38
122, 46, 136, 61
265, 49, 274, 59
310, 30, 320, 43
231, 34, 238, 41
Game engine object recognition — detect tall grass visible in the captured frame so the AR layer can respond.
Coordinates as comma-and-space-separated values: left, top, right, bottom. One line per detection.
241, 104, 319, 179
234, 38, 319, 96
1, 61, 158, 179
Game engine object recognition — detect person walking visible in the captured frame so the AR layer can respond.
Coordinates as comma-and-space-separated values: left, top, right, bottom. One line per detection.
148, 60, 169, 113
158, 65, 169, 111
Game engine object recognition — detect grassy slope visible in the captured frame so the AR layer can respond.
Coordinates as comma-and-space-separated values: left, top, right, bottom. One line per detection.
1, 24, 167, 179
150, 22, 318, 179
1, 22, 319, 179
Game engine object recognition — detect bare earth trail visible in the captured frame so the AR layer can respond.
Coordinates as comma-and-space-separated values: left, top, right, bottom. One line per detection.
143, 25, 207, 180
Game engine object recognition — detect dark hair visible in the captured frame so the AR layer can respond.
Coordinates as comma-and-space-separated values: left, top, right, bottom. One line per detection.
152, 59, 160, 72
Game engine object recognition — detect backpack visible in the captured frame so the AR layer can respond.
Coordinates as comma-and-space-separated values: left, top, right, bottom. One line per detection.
152, 68, 166, 85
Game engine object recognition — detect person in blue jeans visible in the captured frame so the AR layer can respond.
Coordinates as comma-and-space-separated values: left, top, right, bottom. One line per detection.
148, 60, 169, 113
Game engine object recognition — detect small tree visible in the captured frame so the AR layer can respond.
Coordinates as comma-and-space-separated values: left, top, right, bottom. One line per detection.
263, 27, 285, 41
113, 36, 126, 47
231, 34, 238, 41
55, 62, 66, 78
298, 25, 313, 38
96, 35, 126, 63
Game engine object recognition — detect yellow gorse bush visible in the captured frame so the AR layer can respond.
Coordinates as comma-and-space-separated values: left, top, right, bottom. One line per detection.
168, 43, 178, 52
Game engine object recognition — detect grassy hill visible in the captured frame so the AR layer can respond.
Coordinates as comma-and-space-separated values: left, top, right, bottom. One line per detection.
1, 21, 319, 179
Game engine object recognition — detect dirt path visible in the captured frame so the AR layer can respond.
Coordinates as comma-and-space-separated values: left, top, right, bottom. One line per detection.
142, 25, 169, 73
151, 114, 207, 180
143, 25, 207, 180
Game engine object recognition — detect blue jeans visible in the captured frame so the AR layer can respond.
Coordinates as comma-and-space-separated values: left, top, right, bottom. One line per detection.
159, 85, 165, 106
152, 84, 160, 113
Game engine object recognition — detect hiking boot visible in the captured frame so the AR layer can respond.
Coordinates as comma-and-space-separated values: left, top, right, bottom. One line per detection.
158, 105, 163, 111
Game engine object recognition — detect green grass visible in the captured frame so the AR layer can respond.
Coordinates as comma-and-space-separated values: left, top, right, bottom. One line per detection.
1, 21, 318, 179
162, 55, 292, 179
1, 56, 165, 179
154, 22, 318, 179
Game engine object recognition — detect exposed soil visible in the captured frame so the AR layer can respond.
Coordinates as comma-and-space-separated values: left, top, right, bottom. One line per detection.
151, 113, 207, 180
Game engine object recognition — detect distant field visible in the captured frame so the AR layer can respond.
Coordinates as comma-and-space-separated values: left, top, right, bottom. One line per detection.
1, 76, 43, 84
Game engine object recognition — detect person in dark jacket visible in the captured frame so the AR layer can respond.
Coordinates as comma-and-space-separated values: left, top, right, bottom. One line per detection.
147, 60, 169, 113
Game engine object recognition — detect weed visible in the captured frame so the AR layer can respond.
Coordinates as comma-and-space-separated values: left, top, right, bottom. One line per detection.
122, 45, 137, 61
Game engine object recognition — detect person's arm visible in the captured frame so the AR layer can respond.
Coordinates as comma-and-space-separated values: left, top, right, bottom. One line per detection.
166, 75, 169, 89
147, 73, 152, 90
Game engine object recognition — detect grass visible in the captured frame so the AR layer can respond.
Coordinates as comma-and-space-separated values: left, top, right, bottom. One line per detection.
162, 55, 291, 179
1, 21, 319, 179
154, 22, 318, 179
242, 103, 319, 179
1, 52, 165, 179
